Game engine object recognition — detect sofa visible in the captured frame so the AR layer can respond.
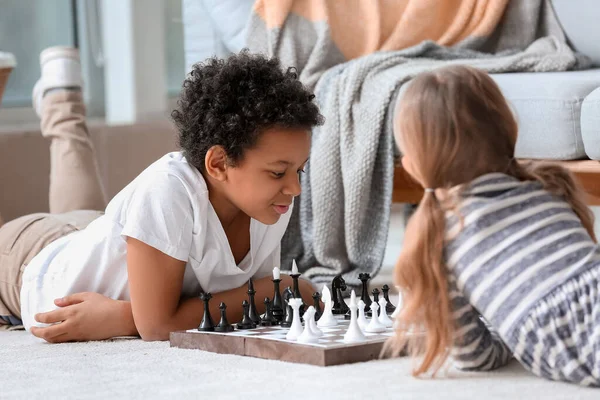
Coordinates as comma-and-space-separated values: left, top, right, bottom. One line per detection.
183, 0, 600, 205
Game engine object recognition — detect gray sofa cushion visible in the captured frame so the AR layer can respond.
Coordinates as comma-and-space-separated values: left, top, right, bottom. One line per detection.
581, 87, 600, 160
551, 0, 600, 66
491, 69, 600, 160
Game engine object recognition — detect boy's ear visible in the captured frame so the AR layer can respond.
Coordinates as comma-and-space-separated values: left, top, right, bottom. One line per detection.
204, 146, 229, 181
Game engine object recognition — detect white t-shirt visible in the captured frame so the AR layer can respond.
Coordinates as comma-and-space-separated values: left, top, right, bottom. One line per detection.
20, 152, 291, 330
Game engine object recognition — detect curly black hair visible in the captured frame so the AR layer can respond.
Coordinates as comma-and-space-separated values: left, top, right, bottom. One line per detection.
171, 50, 324, 171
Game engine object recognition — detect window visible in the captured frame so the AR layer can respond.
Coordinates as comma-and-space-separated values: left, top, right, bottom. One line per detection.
165, 0, 185, 97
0, 0, 185, 124
0, 0, 75, 108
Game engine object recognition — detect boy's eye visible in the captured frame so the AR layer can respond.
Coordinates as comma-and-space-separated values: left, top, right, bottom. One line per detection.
271, 171, 285, 178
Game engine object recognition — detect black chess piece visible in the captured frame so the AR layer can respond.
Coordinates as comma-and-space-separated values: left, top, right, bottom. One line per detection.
359, 273, 373, 314
382, 284, 396, 314
271, 276, 284, 323
331, 275, 349, 315
290, 272, 306, 317
237, 300, 257, 330
312, 292, 323, 321
214, 302, 234, 332
198, 292, 215, 331
260, 297, 277, 326
372, 288, 381, 316
247, 279, 261, 324
280, 287, 294, 328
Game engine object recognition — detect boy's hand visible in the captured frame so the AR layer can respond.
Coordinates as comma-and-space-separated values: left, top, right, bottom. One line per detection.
30, 292, 136, 343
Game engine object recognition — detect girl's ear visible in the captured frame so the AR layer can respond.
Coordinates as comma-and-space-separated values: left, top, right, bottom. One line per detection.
204, 146, 228, 181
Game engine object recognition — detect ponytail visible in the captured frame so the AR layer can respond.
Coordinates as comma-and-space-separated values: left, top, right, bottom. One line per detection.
387, 190, 453, 375
507, 161, 596, 242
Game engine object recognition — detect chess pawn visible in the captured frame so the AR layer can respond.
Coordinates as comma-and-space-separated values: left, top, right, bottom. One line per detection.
343, 291, 366, 343
371, 288, 380, 316
260, 297, 277, 326
381, 284, 396, 314
237, 300, 257, 330
312, 292, 323, 321
357, 299, 368, 331
247, 279, 261, 324
214, 302, 234, 332
377, 298, 393, 328
365, 302, 386, 333
306, 306, 323, 337
198, 292, 215, 331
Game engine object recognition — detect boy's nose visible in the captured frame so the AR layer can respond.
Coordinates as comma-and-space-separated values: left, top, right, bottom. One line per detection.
283, 174, 302, 197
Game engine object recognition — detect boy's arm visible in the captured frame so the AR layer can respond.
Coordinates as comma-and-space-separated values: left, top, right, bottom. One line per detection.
33, 238, 314, 343
127, 238, 314, 341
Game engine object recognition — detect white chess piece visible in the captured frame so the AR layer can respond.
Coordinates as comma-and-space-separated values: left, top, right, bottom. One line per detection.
357, 300, 368, 331
365, 302, 386, 333
378, 298, 393, 328
298, 307, 320, 343
317, 286, 338, 328
285, 298, 304, 341
306, 307, 323, 337
343, 291, 366, 343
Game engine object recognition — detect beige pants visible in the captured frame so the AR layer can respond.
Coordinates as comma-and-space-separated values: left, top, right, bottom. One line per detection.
0, 91, 105, 330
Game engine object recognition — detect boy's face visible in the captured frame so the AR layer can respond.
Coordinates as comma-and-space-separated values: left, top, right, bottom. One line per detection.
222, 127, 311, 225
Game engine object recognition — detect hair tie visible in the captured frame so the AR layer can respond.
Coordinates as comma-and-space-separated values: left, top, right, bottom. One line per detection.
424, 188, 435, 193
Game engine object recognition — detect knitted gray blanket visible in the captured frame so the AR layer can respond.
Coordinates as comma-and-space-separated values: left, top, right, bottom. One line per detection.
247, 0, 590, 288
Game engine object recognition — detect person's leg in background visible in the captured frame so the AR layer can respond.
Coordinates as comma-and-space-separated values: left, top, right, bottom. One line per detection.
0, 47, 105, 330
33, 46, 106, 212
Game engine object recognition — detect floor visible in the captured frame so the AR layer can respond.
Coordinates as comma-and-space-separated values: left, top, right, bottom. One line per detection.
2, 331, 598, 399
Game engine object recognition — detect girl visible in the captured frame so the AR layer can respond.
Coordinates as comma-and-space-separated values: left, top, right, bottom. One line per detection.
390, 65, 599, 386
0, 47, 322, 341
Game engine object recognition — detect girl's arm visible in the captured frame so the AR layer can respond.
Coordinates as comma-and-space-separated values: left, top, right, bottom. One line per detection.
127, 237, 315, 341
449, 278, 513, 371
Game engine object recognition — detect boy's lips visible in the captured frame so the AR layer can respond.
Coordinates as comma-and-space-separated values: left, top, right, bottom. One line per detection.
273, 204, 290, 214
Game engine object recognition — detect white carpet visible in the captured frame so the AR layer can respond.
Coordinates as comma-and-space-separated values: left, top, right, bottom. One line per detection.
1, 331, 598, 399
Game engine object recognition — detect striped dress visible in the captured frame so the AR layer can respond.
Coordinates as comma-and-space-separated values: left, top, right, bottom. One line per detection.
446, 173, 600, 386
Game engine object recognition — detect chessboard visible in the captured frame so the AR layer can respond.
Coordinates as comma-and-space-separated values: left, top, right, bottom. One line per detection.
170, 316, 395, 367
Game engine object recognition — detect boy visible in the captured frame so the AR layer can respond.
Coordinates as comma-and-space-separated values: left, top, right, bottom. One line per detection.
0, 48, 322, 342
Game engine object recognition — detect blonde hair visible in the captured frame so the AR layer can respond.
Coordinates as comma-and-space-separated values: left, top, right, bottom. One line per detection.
388, 65, 596, 376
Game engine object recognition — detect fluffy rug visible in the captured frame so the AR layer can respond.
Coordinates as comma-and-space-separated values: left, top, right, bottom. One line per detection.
1, 331, 597, 399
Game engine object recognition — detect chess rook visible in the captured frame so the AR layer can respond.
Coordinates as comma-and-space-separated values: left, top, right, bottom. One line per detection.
285, 298, 304, 341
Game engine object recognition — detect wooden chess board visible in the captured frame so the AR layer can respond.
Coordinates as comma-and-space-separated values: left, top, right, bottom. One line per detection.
170, 317, 396, 366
